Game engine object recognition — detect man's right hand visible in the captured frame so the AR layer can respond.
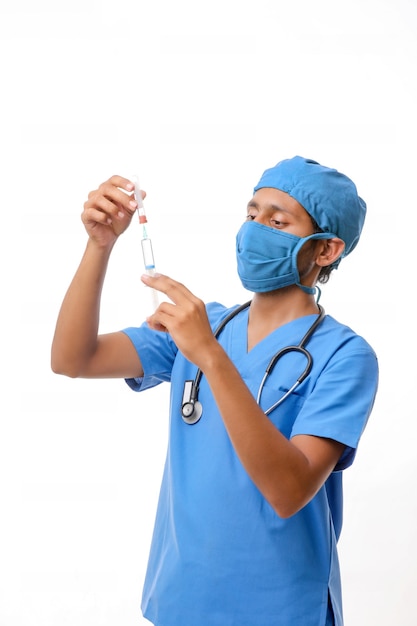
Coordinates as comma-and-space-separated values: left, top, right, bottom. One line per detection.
81, 175, 145, 247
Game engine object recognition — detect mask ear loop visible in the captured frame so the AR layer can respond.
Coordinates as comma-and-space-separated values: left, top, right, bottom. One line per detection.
292, 232, 338, 298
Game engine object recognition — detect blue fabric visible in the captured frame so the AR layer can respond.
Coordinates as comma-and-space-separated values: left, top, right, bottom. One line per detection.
236, 220, 338, 294
253, 156, 367, 265
122, 303, 378, 626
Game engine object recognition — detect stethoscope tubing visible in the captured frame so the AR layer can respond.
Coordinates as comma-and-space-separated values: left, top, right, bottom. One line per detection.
181, 303, 325, 424
191, 301, 252, 394
256, 306, 325, 415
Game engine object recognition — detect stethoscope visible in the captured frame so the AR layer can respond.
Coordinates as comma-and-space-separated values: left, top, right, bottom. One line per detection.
181, 302, 326, 425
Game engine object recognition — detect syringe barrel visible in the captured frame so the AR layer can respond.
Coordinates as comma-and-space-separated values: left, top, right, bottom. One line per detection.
141, 237, 155, 271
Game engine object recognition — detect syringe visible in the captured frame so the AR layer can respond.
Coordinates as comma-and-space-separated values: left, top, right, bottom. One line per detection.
133, 176, 159, 312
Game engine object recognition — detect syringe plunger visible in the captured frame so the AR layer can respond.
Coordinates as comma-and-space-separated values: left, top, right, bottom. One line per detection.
133, 176, 147, 224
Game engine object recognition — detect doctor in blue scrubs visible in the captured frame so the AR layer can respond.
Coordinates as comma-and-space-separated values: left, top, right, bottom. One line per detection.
51, 156, 379, 626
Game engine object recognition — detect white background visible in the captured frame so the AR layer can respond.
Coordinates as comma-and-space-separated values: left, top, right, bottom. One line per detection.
1, 0, 415, 624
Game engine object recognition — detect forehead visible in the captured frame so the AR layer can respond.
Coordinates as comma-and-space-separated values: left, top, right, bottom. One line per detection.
249, 187, 310, 219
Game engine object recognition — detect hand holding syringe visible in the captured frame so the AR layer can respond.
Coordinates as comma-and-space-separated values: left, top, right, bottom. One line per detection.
133, 176, 159, 312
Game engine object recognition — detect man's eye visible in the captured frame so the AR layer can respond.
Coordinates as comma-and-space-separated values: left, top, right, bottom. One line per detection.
246, 214, 256, 221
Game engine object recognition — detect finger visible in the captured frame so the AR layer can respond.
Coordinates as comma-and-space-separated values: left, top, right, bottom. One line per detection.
106, 175, 147, 202
86, 184, 140, 224
84, 193, 132, 223
145, 314, 171, 333
145, 318, 169, 333
141, 273, 196, 305
106, 174, 135, 193
98, 182, 139, 213
82, 206, 114, 226
146, 301, 188, 336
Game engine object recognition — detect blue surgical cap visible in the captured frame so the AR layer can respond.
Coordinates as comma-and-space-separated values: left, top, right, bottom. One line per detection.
253, 156, 367, 260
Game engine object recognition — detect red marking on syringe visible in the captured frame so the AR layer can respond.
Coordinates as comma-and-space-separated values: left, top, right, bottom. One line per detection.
138, 209, 147, 224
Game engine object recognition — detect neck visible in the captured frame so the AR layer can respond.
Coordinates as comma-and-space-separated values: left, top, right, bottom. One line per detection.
250, 285, 320, 326
246, 286, 320, 352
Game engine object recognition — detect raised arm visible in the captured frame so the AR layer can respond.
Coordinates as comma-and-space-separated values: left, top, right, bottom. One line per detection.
51, 175, 143, 380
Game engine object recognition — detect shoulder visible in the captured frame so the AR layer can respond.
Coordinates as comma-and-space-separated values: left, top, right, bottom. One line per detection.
320, 314, 377, 360
306, 313, 379, 401
205, 301, 250, 327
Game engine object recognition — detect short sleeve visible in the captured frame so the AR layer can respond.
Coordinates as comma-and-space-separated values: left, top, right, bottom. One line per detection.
121, 323, 178, 392
120, 301, 238, 393
291, 343, 378, 470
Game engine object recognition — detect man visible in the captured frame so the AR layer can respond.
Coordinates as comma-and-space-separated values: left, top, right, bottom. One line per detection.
51, 156, 378, 625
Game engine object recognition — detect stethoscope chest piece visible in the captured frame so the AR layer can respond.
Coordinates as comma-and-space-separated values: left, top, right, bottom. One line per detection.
182, 401, 203, 425
181, 380, 203, 425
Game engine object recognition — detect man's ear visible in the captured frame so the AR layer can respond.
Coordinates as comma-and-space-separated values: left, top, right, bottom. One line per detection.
315, 238, 345, 267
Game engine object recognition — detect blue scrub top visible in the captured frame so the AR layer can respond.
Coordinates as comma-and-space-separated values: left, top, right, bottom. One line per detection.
122, 303, 378, 626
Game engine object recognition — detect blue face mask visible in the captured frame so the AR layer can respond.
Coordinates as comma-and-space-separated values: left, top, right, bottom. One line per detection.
236, 221, 336, 295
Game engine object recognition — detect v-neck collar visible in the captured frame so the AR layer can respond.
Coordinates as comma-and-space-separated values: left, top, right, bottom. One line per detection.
226, 307, 322, 360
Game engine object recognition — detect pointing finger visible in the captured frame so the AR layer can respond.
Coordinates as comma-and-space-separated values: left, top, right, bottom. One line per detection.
141, 273, 196, 305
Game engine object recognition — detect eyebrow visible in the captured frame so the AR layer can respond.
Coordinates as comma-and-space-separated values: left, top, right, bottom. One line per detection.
246, 200, 292, 215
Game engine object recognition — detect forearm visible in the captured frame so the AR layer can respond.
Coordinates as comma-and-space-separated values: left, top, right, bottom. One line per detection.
51, 239, 114, 377
202, 346, 330, 517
